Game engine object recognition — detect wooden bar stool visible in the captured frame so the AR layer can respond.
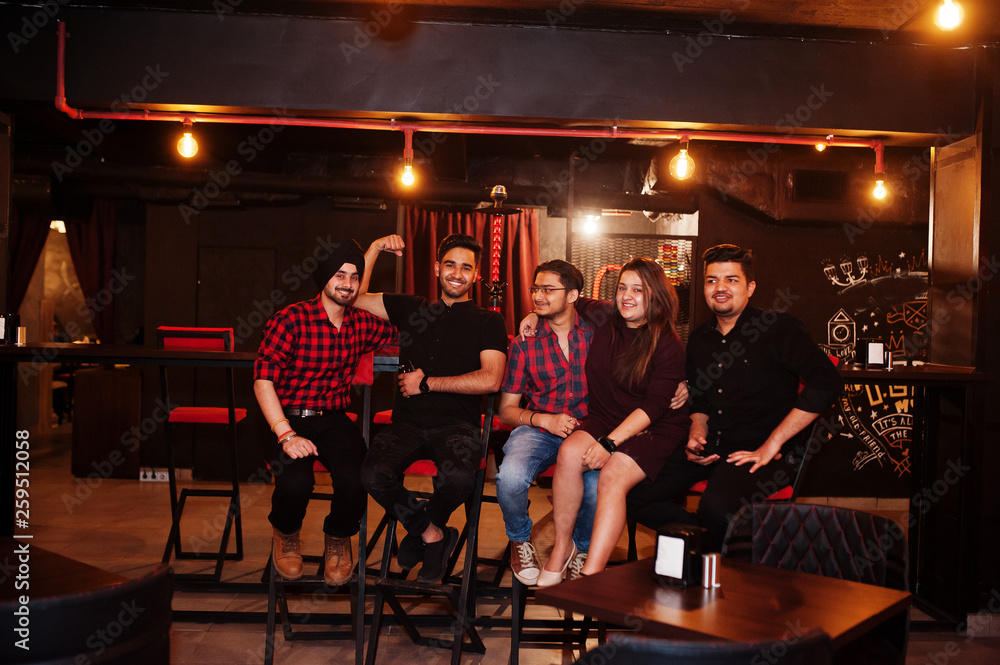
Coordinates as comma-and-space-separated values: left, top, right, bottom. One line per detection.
157, 326, 246, 582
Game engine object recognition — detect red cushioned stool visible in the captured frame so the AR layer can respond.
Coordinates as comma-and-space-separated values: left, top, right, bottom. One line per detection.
158, 326, 247, 582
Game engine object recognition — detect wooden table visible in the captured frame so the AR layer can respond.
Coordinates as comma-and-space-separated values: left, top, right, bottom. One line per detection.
536, 557, 910, 651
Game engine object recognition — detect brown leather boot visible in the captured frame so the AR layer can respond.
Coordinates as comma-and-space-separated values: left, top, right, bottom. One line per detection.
323, 534, 354, 587
272, 528, 303, 580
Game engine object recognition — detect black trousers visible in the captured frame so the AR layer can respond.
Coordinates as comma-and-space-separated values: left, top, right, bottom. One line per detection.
267, 411, 368, 538
360, 421, 482, 537
626, 444, 797, 551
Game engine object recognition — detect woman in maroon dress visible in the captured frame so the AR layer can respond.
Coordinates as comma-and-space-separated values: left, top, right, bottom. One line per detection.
537, 257, 688, 585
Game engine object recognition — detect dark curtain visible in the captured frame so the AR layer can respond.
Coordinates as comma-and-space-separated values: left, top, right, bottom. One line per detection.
403, 205, 539, 333
7, 206, 50, 312
66, 199, 117, 343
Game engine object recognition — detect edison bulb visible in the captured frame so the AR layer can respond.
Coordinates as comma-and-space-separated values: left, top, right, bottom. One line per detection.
935, 0, 963, 30
401, 164, 415, 186
177, 132, 198, 158
669, 149, 694, 180
873, 179, 888, 200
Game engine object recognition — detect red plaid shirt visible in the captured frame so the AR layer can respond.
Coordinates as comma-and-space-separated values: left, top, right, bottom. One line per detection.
255, 295, 397, 410
501, 312, 592, 422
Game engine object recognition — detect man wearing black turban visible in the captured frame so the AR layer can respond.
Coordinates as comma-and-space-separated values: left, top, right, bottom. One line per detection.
254, 238, 397, 586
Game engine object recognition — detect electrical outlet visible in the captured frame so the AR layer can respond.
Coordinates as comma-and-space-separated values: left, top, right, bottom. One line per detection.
139, 469, 170, 482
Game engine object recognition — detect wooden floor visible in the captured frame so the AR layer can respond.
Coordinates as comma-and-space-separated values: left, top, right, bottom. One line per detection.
19, 423, 1000, 665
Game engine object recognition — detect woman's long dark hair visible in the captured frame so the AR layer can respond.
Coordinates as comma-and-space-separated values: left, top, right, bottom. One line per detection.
612, 257, 679, 388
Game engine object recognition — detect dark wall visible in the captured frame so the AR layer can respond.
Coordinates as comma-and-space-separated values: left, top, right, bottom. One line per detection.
0, 6, 977, 137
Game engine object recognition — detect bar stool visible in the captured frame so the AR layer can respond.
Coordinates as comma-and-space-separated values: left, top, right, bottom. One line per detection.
365, 395, 497, 665
264, 352, 374, 665
157, 326, 246, 582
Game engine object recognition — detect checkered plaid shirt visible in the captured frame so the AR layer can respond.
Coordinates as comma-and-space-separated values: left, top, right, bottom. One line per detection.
501, 312, 592, 422
255, 295, 397, 410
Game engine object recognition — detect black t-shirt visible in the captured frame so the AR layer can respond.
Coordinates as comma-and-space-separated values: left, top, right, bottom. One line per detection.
686, 305, 843, 452
383, 294, 508, 428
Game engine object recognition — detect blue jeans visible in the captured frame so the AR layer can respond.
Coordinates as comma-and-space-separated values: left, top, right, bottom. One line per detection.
495, 425, 598, 552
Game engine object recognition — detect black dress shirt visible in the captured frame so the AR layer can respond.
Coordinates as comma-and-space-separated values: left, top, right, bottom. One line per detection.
686, 305, 843, 453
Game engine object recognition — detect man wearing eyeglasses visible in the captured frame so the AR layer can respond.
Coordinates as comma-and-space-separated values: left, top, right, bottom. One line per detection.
496, 260, 597, 585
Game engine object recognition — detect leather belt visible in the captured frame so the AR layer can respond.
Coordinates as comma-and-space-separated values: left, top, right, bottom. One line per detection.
285, 408, 333, 417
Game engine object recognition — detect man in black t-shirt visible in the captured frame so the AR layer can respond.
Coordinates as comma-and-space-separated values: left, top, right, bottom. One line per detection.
356, 233, 508, 582
627, 244, 842, 550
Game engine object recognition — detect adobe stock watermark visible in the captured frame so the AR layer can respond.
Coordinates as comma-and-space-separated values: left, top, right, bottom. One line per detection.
520, 134, 612, 210
61, 397, 174, 514
50, 65, 171, 182
716, 84, 834, 203
877, 0, 934, 39
671, 0, 750, 73
177, 108, 290, 224
545, 0, 586, 26
7, 0, 70, 54
381, 75, 503, 180
18, 266, 137, 385
339, 3, 405, 63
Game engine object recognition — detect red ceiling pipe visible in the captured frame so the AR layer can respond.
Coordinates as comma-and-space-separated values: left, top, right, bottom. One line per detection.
55, 21, 885, 167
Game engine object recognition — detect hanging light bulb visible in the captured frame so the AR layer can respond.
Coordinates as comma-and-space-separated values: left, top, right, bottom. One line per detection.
669, 139, 694, 180
815, 143, 827, 152
935, 0, 963, 30
176, 119, 198, 158
872, 174, 888, 200
401, 160, 415, 186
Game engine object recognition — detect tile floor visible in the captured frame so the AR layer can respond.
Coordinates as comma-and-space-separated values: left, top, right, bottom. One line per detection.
20, 424, 1000, 664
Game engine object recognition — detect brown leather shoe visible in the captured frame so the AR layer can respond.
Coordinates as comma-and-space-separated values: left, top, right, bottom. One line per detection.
323, 535, 354, 587
272, 528, 303, 580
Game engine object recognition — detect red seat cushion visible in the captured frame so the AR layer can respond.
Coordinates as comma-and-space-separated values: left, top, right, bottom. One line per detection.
405, 458, 487, 475
169, 406, 247, 424
689, 479, 791, 501
483, 413, 512, 432
537, 463, 556, 478
159, 326, 234, 352
346, 412, 358, 422
373, 409, 393, 425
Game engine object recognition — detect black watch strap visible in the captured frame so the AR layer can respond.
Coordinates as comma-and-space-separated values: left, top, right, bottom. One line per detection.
598, 436, 617, 454
419, 376, 430, 394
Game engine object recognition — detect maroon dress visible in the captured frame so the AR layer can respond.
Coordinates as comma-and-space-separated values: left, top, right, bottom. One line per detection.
577, 304, 688, 481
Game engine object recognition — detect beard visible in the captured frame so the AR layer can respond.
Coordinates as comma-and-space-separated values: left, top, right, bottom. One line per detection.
326, 286, 356, 306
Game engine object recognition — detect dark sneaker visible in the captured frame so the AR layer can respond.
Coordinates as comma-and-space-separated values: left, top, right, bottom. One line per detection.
510, 540, 541, 585
416, 527, 459, 583
397, 533, 425, 569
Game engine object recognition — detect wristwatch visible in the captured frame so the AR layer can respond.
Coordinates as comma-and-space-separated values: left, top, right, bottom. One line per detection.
419, 376, 430, 394
597, 436, 617, 454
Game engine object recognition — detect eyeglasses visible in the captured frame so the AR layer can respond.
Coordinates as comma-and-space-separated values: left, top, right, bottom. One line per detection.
529, 286, 567, 295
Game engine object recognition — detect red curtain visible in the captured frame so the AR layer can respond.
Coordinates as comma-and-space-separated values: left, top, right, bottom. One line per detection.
403, 205, 539, 333
7, 207, 50, 313
65, 199, 117, 343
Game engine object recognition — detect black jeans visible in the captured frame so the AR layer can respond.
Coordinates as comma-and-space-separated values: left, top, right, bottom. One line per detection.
626, 444, 796, 551
267, 411, 368, 538
361, 421, 482, 537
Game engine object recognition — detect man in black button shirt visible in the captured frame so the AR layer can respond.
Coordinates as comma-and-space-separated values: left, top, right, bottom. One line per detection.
627, 244, 842, 550
356, 233, 508, 582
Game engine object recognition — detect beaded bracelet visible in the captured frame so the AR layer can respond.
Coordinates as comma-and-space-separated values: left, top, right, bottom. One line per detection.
277, 431, 297, 446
